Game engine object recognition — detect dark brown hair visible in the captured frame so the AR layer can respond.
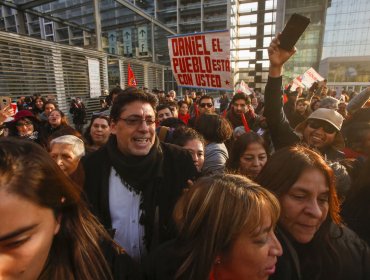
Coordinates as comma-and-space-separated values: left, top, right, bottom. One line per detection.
110, 87, 158, 122
0, 138, 116, 279
174, 174, 280, 280
226, 132, 269, 172
256, 145, 340, 225
195, 113, 233, 143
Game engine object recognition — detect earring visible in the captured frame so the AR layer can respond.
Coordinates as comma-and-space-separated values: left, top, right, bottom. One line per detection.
214, 257, 221, 265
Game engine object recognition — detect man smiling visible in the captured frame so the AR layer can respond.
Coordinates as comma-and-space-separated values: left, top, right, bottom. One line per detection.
83, 88, 197, 262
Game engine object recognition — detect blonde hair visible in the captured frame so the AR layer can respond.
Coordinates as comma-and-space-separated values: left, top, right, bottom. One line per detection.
173, 174, 280, 280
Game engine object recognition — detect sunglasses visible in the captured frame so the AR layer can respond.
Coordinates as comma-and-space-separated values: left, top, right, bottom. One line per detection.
199, 103, 213, 108
307, 119, 337, 134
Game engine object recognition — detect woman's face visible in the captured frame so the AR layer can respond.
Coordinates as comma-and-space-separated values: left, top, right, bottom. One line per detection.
239, 143, 268, 179
15, 118, 34, 137
312, 101, 320, 111
179, 103, 188, 115
50, 143, 80, 176
216, 212, 282, 280
90, 118, 110, 146
182, 139, 204, 172
0, 190, 60, 279
48, 111, 62, 127
279, 168, 329, 243
44, 104, 55, 116
296, 102, 307, 114
35, 99, 44, 110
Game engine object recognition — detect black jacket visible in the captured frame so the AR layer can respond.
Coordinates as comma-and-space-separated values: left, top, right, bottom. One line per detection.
142, 240, 182, 280
271, 224, 370, 280
102, 240, 142, 280
82, 141, 197, 252
264, 76, 344, 162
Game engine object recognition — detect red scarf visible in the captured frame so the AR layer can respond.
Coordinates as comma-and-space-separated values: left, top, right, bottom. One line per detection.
178, 113, 190, 125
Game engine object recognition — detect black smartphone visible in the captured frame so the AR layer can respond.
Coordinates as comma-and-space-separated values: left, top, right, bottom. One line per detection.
279, 13, 310, 51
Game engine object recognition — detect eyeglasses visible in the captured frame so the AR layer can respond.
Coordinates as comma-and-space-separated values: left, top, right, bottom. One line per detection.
118, 117, 156, 127
307, 119, 337, 134
199, 103, 213, 108
16, 121, 33, 127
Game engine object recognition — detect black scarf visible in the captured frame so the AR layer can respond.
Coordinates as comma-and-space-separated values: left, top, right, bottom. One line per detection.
106, 135, 163, 191
226, 110, 244, 128
106, 135, 163, 250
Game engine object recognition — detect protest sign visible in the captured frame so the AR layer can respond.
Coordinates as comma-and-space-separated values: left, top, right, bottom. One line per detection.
290, 76, 304, 91
235, 80, 253, 95
168, 30, 232, 91
300, 67, 324, 88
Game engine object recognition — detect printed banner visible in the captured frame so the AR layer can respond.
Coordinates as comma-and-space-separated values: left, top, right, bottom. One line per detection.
290, 76, 304, 91
87, 58, 101, 98
236, 80, 253, 95
108, 31, 117, 54
168, 30, 232, 90
122, 28, 133, 56
137, 26, 148, 55
300, 67, 324, 88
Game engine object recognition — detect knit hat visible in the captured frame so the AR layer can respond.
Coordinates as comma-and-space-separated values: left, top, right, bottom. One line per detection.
13, 110, 36, 123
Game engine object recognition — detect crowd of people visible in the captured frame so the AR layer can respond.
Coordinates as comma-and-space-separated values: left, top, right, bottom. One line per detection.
0, 35, 369, 279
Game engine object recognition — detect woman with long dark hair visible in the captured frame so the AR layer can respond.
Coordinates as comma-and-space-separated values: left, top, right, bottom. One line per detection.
44, 109, 70, 138
83, 114, 111, 152
0, 138, 138, 279
255, 145, 370, 280
227, 132, 269, 179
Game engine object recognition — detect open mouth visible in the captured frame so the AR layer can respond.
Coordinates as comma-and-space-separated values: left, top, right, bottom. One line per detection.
133, 137, 150, 145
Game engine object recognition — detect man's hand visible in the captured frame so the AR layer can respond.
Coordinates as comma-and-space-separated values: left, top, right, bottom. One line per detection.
0, 105, 14, 124
268, 36, 296, 77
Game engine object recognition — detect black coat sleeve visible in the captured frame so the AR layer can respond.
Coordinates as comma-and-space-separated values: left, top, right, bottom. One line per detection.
263, 76, 300, 150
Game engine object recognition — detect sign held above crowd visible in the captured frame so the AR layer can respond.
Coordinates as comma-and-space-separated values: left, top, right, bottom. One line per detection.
168, 30, 232, 91
290, 67, 324, 91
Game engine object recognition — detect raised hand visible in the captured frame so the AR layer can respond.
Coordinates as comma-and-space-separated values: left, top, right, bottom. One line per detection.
0, 105, 14, 124
268, 35, 297, 77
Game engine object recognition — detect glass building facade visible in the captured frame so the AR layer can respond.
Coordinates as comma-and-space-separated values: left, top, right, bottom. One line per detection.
278, 0, 329, 82
232, 0, 278, 91
319, 0, 370, 91
322, 0, 370, 59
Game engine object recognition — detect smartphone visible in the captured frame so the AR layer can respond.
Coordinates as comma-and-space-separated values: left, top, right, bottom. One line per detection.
279, 13, 310, 51
0, 96, 12, 110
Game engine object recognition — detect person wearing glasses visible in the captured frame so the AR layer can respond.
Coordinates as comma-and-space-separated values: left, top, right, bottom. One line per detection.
188, 95, 215, 128
6, 110, 47, 147
263, 36, 345, 161
82, 87, 198, 263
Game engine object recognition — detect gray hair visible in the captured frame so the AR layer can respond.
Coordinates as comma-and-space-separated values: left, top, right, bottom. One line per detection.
50, 135, 85, 158
320, 97, 339, 110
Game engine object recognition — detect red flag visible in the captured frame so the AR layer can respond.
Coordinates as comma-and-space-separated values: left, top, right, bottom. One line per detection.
128, 64, 137, 87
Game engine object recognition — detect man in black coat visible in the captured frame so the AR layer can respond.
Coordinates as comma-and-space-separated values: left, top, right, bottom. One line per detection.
82, 88, 197, 262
